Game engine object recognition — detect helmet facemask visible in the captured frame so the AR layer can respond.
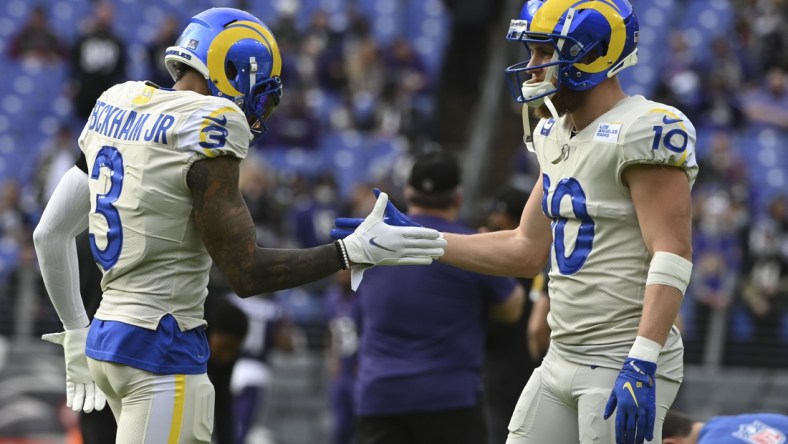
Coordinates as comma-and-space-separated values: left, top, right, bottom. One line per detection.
212, 52, 282, 143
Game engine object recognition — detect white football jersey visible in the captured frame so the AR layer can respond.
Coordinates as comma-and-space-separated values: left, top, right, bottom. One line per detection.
532, 95, 698, 382
79, 81, 251, 331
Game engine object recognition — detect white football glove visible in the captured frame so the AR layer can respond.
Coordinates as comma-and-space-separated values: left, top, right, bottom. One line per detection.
340, 191, 447, 290
42, 327, 107, 413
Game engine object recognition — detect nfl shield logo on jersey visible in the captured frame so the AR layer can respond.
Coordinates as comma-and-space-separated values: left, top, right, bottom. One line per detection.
732, 421, 786, 444
541, 118, 555, 136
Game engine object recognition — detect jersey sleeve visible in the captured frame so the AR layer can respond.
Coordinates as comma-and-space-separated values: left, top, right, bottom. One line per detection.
618, 106, 699, 188
178, 103, 250, 160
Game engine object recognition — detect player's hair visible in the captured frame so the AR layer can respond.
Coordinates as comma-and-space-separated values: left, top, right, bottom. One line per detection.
171, 61, 202, 83
662, 410, 696, 438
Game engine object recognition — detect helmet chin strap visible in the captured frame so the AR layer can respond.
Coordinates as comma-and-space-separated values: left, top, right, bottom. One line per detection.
521, 95, 559, 152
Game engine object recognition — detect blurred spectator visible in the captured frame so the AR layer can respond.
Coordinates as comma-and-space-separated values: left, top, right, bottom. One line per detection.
259, 90, 321, 149
686, 190, 745, 364
695, 73, 746, 131
289, 173, 341, 249
4, 239, 57, 337
297, 10, 347, 93
742, 67, 788, 130
700, 37, 750, 93
33, 124, 79, 208
741, 195, 788, 368
352, 151, 523, 444
0, 180, 31, 250
206, 295, 250, 444
346, 39, 385, 131
238, 154, 285, 247
306, 9, 345, 55
146, 15, 181, 88
229, 293, 295, 444
325, 269, 361, 444
270, 10, 299, 49
8, 5, 67, 65
373, 80, 412, 138
69, 1, 127, 120
693, 131, 749, 205
654, 31, 702, 120
378, 38, 431, 139
384, 38, 429, 96
747, 0, 788, 73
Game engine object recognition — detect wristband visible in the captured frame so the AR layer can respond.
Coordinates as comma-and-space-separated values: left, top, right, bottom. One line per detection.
646, 251, 693, 295
334, 240, 350, 270
628, 335, 662, 363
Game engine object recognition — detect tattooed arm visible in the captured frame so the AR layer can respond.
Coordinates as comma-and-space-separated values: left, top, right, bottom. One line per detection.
188, 156, 342, 297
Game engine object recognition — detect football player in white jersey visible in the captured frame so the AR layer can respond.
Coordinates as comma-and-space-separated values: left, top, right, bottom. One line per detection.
32, 8, 446, 444
448, 1, 697, 443
332, 1, 696, 443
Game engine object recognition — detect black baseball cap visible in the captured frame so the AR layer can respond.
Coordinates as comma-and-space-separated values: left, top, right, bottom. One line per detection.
407, 151, 461, 195
492, 186, 529, 220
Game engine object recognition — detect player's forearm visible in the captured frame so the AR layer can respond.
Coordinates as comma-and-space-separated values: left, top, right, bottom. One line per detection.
637, 284, 683, 346
201, 213, 342, 296
189, 157, 344, 296
440, 230, 547, 278
238, 244, 342, 296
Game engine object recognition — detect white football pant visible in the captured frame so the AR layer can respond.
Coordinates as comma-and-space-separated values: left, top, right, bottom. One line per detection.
88, 358, 215, 444
506, 348, 680, 444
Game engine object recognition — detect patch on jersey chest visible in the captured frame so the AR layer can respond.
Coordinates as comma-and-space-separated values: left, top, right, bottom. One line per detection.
593, 122, 622, 143
541, 118, 556, 136
732, 421, 786, 444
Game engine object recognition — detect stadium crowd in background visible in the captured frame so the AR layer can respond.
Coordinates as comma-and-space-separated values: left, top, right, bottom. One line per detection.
0, 0, 786, 442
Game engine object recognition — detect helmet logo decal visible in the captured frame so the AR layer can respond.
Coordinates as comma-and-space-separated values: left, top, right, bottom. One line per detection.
530, 0, 628, 74
207, 20, 282, 98
186, 39, 199, 50
573, 2, 626, 73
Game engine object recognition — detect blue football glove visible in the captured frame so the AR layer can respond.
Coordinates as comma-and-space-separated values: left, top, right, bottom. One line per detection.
603, 358, 657, 444
330, 188, 421, 239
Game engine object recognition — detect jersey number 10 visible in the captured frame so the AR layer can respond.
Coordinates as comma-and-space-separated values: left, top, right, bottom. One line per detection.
542, 174, 595, 275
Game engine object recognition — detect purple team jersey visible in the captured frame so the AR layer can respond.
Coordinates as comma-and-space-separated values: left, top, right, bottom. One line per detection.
699, 414, 788, 444
355, 215, 517, 416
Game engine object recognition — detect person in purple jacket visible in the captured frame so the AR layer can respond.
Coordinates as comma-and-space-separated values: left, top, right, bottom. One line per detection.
352, 150, 525, 444
662, 409, 788, 444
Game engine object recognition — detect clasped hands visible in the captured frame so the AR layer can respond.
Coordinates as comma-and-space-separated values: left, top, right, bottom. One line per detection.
333, 188, 446, 290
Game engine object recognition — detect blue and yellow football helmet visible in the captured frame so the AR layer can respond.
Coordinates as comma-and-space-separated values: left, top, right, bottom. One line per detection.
164, 8, 283, 141
505, 0, 639, 104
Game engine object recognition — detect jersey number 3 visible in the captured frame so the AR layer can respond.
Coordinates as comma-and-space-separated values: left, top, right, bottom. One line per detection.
542, 174, 595, 275
89, 146, 124, 270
